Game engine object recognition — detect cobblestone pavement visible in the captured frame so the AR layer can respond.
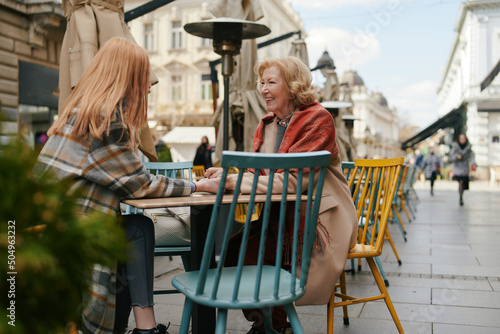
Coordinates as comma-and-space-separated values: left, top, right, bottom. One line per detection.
128, 180, 500, 333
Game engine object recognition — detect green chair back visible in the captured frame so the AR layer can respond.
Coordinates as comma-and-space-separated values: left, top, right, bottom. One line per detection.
172, 151, 331, 334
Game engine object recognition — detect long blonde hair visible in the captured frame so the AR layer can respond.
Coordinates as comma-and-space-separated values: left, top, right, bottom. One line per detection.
256, 56, 318, 107
49, 37, 151, 144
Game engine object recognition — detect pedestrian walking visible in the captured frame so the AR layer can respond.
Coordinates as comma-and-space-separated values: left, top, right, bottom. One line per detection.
450, 133, 476, 205
421, 147, 443, 195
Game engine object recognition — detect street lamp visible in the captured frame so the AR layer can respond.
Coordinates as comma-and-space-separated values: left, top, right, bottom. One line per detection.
184, 17, 270, 150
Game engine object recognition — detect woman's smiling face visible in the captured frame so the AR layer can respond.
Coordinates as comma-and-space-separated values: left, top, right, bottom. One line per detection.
260, 66, 295, 118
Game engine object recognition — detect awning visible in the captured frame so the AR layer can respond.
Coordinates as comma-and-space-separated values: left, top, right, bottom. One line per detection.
401, 103, 466, 150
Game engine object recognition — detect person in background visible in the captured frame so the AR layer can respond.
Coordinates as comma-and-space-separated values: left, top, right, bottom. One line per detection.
34, 38, 221, 334
206, 56, 358, 334
414, 149, 424, 181
193, 135, 213, 170
450, 133, 476, 206
421, 147, 443, 196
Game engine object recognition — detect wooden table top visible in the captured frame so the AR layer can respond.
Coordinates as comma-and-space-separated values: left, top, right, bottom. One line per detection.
122, 192, 303, 209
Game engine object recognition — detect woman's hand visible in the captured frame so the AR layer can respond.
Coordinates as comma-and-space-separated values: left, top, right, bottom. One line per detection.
194, 177, 221, 194
194, 174, 237, 193
457, 154, 463, 160
205, 167, 223, 179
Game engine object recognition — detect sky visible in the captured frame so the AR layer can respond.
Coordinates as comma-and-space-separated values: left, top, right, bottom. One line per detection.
288, 0, 464, 130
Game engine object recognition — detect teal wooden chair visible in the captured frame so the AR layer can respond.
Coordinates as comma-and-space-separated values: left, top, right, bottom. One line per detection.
408, 164, 420, 204
125, 161, 193, 295
342, 162, 356, 275
172, 151, 330, 334
401, 165, 417, 219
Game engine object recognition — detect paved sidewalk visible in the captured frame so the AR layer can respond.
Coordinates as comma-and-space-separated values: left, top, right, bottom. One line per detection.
130, 180, 500, 333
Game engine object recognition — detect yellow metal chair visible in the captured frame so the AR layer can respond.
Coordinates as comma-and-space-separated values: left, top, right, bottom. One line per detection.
327, 157, 405, 334
193, 165, 206, 180
228, 167, 264, 224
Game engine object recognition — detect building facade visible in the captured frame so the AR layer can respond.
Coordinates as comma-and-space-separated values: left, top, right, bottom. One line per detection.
0, 0, 65, 149
339, 70, 401, 159
125, 0, 305, 135
437, 0, 500, 180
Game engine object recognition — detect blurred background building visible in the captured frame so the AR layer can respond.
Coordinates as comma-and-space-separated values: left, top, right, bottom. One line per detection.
403, 0, 500, 181
125, 0, 304, 138
438, 0, 500, 180
340, 70, 401, 159
0, 0, 65, 149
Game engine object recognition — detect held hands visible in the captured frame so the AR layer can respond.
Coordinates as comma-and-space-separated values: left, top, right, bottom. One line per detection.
204, 167, 236, 191
193, 177, 222, 194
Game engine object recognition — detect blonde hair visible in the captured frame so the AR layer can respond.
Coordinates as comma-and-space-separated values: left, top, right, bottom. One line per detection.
49, 37, 151, 144
256, 56, 318, 106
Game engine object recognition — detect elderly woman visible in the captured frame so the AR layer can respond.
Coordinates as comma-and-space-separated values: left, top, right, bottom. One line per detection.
450, 133, 476, 205
35, 38, 220, 334
206, 56, 358, 334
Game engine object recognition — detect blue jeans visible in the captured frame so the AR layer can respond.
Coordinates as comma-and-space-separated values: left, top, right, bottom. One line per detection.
114, 214, 155, 333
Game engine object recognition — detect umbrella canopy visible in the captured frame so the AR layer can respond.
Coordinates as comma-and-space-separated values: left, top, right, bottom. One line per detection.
58, 0, 158, 162
209, 0, 268, 162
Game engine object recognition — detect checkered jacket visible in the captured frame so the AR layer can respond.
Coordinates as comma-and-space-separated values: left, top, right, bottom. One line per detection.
35, 110, 191, 215
34, 109, 191, 333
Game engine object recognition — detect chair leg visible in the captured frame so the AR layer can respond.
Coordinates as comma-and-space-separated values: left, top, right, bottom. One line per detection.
262, 307, 280, 334
179, 298, 193, 334
215, 308, 227, 334
385, 228, 402, 265
404, 194, 416, 219
411, 187, 419, 203
348, 258, 355, 275
181, 254, 191, 271
399, 195, 411, 222
392, 205, 407, 240
374, 256, 390, 287
339, 271, 350, 325
366, 258, 405, 333
327, 296, 335, 334
284, 303, 305, 334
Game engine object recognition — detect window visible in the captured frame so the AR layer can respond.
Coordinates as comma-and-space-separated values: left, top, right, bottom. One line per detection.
171, 21, 183, 49
144, 23, 154, 52
200, 37, 211, 47
171, 75, 182, 102
201, 74, 212, 101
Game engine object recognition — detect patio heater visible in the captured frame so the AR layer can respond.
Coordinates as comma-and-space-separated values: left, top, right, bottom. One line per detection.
341, 114, 359, 130
184, 18, 270, 150
321, 101, 353, 119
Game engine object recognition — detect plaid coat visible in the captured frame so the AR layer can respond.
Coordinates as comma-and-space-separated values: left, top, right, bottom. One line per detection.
34, 109, 191, 333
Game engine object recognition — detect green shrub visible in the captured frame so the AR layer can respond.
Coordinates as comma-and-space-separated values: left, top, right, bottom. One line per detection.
0, 140, 128, 334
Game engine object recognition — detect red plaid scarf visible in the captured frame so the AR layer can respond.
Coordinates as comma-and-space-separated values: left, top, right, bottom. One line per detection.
252, 102, 337, 265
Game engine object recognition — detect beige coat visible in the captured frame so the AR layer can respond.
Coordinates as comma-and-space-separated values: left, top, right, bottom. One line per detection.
59, 0, 158, 161
238, 117, 358, 305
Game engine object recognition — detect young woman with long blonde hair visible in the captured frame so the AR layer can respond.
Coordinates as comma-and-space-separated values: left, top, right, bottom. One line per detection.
36, 37, 220, 334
